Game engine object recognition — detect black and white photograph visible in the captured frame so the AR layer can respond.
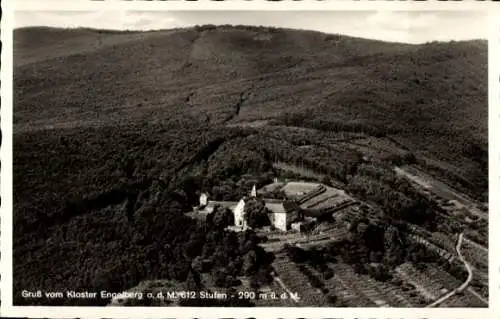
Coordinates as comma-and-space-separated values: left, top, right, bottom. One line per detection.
5, 8, 493, 313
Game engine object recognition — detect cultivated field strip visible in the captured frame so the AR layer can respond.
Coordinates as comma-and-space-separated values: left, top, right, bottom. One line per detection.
331, 263, 418, 307
468, 270, 489, 298
363, 277, 418, 307
317, 200, 358, 215
261, 227, 348, 250
272, 254, 330, 306
438, 289, 487, 308
397, 165, 487, 220
468, 286, 488, 302
407, 234, 455, 262
303, 192, 340, 208
296, 233, 349, 250
297, 185, 327, 204
461, 240, 488, 273
323, 274, 363, 306
424, 265, 462, 291
463, 237, 488, 253
395, 263, 444, 301
280, 181, 321, 198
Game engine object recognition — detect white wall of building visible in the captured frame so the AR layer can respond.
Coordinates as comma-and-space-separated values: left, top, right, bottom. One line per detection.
291, 222, 302, 232
199, 193, 208, 207
274, 213, 288, 231
233, 199, 246, 228
251, 185, 257, 197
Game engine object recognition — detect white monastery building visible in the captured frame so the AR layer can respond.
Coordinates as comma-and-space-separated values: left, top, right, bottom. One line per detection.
233, 198, 248, 229
199, 193, 208, 208
198, 184, 301, 232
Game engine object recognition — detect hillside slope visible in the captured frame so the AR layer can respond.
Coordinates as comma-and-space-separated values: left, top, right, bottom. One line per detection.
14, 25, 487, 146
13, 25, 488, 305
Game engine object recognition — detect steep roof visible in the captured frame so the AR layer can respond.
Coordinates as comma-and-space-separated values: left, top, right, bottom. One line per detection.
265, 202, 286, 214
207, 200, 239, 209
283, 201, 299, 213
265, 200, 298, 214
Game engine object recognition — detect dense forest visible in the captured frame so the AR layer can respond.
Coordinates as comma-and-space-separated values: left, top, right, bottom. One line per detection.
12, 121, 465, 305
13, 25, 487, 305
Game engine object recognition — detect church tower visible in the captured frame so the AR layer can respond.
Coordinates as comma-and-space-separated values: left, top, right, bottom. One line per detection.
250, 184, 257, 198
199, 193, 208, 208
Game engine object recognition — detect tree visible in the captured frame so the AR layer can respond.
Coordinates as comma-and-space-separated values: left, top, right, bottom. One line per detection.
353, 263, 367, 275
369, 251, 383, 263
213, 269, 227, 287
186, 270, 201, 291
185, 233, 205, 259
284, 244, 308, 263
327, 294, 338, 305
244, 199, 271, 229
242, 251, 257, 275
208, 205, 234, 229
321, 176, 332, 186
322, 269, 334, 280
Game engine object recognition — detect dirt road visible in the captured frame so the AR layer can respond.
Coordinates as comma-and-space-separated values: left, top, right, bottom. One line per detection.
426, 233, 472, 307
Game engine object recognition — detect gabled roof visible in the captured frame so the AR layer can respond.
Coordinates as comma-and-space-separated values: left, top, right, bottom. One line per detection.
265, 200, 298, 214
283, 201, 299, 213
207, 200, 239, 209
265, 202, 286, 214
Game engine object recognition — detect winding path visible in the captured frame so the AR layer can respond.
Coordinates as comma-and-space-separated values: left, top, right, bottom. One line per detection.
456, 234, 473, 292
426, 233, 472, 307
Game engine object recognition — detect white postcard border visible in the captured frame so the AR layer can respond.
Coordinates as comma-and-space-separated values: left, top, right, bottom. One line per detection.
1, 1, 499, 318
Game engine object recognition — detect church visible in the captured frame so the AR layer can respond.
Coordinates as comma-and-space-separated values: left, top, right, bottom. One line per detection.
222, 184, 300, 232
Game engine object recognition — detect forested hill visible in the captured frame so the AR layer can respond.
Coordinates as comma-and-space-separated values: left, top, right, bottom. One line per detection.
15, 26, 487, 145
13, 25, 487, 305
14, 25, 487, 195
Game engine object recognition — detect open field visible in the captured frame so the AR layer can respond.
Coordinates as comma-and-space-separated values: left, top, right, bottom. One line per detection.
400, 165, 474, 203
258, 181, 285, 194
273, 162, 326, 181
280, 181, 321, 198
340, 136, 408, 161
396, 165, 485, 217
395, 166, 434, 190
